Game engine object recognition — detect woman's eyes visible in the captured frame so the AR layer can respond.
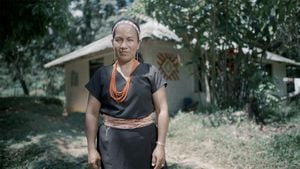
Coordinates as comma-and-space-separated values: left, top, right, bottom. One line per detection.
115, 38, 135, 42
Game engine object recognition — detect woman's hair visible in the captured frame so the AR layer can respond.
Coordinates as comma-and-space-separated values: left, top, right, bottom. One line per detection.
112, 19, 144, 63
111, 19, 140, 40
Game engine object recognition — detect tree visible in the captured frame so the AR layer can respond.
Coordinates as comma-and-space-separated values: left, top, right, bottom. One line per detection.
0, 0, 69, 95
0, 0, 134, 96
139, 0, 299, 111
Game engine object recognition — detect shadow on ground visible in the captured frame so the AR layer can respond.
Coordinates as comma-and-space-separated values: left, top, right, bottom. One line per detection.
0, 97, 190, 169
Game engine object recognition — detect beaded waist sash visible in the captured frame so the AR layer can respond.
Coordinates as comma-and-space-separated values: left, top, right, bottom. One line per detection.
103, 112, 156, 129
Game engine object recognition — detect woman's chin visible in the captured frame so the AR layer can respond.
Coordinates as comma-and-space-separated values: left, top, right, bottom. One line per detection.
117, 56, 134, 63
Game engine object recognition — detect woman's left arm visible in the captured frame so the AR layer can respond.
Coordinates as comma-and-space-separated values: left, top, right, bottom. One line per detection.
152, 86, 169, 169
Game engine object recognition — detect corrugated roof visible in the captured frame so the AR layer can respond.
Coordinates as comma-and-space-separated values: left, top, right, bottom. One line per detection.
44, 21, 181, 68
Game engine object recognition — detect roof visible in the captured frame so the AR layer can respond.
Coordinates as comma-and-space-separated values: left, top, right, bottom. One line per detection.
265, 51, 300, 66
44, 21, 181, 68
45, 20, 300, 68
241, 48, 300, 66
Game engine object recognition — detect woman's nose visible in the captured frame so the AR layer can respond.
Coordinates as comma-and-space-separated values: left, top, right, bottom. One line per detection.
120, 41, 128, 48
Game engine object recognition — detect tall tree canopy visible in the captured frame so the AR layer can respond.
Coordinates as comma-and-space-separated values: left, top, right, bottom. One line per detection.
139, 0, 299, 111
0, 0, 68, 49
0, 0, 132, 96
0, 0, 69, 95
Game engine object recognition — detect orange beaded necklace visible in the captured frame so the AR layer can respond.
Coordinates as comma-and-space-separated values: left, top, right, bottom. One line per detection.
109, 59, 139, 103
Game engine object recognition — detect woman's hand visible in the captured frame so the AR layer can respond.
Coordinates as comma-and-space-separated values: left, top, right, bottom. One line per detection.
152, 145, 165, 169
88, 149, 101, 169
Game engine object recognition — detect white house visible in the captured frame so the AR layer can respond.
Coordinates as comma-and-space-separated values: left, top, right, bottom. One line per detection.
45, 20, 300, 113
45, 21, 198, 113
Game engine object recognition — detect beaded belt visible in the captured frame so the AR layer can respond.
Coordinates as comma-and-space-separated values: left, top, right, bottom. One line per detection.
103, 112, 156, 129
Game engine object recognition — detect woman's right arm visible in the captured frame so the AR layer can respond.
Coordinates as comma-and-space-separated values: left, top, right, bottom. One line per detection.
85, 93, 101, 169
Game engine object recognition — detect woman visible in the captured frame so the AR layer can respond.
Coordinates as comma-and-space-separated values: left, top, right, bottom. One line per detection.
85, 19, 169, 169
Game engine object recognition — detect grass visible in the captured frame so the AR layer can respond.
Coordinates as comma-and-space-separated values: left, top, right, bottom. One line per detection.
166, 101, 300, 169
1, 96, 299, 169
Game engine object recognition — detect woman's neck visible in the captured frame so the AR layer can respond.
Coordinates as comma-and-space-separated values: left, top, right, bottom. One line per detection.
117, 59, 138, 77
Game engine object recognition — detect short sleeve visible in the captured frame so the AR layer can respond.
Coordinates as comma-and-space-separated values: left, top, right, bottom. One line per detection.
150, 65, 167, 93
85, 69, 102, 102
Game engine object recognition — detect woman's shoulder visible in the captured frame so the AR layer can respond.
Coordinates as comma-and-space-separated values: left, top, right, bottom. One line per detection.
92, 65, 112, 78
97, 65, 112, 72
140, 62, 158, 70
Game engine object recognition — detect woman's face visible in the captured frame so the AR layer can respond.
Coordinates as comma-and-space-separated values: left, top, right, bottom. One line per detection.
112, 24, 140, 63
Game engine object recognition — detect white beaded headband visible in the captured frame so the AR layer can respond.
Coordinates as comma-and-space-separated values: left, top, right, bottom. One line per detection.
112, 20, 140, 36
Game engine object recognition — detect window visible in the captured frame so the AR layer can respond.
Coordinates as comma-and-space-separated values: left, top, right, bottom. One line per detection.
89, 58, 104, 78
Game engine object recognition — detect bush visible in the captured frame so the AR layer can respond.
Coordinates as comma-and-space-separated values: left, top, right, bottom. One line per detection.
263, 97, 300, 124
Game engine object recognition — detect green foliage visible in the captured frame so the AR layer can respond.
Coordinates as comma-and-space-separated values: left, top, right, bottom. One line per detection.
140, 0, 300, 114
253, 81, 279, 114
0, 0, 133, 96
0, 0, 69, 96
263, 97, 300, 123
0, 0, 69, 48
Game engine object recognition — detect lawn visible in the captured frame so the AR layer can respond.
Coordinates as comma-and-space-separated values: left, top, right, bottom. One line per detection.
0, 96, 299, 169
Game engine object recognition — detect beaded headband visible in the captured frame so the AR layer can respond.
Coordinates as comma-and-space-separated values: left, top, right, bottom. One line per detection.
112, 20, 140, 36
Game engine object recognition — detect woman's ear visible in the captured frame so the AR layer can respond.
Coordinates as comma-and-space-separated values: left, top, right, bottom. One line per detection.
137, 39, 141, 50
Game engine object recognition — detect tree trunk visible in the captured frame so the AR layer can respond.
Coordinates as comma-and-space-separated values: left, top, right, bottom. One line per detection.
204, 72, 211, 103
209, 0, 217, 106
16, 64, 29, 95
19, 77, 29, 95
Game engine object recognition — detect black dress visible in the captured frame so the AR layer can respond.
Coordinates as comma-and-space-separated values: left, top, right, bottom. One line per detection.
85, 63, 168, 169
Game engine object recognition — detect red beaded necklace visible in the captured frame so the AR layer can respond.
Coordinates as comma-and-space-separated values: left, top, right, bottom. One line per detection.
109, 59, 139, 103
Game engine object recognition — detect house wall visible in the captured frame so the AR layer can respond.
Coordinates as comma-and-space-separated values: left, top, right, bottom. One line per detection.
272, 62, 287, 96
141, 39, 196, 114
294, 78, 300, 95
65, 60, 89, 112
64, 51, 114, 112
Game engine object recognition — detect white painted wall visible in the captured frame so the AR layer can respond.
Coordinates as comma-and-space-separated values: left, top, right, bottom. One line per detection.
141, 40, 196, 114
64, 51, 114, 112
293, 78, 300, 95
272, 62, 287, 96
65, 60, 89, 112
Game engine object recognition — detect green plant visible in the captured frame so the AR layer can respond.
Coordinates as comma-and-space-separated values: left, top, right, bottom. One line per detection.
267, 128, 300, 168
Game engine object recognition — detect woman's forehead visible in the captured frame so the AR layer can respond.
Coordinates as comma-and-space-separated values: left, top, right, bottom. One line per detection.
114, 24, 139, 38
